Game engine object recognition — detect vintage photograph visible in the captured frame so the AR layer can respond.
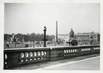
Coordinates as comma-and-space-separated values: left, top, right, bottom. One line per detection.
4, 2, 100, 70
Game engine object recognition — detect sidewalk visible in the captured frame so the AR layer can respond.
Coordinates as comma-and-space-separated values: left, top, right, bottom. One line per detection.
39, 56, 100, 70
14, 54, 100, 70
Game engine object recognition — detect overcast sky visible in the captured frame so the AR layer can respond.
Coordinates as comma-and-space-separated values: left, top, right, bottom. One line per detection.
4, 2, 100, 35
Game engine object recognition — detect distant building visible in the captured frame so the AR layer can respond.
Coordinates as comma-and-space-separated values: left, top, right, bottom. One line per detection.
56, 27, 100, 46
58, 34, 69, 42
75, 32, 99, 45
58, 29, 74, 42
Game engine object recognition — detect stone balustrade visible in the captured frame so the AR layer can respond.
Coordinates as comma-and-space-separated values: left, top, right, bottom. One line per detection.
4, 45, 100, 69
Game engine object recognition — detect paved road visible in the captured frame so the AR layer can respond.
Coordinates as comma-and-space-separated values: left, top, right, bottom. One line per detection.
39, 56, 100, 70
14, 54, 100, 70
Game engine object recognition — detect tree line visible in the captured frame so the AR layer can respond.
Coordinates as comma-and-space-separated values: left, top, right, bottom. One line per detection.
4, 33, 55, 43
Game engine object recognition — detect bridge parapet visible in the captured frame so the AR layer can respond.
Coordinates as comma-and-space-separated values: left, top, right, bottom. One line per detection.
4, 45, 100, 69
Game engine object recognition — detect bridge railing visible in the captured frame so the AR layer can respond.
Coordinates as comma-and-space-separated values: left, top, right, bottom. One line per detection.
4, 45, 100, 69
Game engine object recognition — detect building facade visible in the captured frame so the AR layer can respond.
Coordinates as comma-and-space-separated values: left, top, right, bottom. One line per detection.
75, 32, 99, 45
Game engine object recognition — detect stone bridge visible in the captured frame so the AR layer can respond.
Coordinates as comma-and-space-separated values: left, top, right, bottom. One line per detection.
4, 45, 100, 69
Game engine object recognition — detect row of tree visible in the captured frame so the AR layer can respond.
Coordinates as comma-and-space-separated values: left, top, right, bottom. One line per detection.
4, 33, 55, 43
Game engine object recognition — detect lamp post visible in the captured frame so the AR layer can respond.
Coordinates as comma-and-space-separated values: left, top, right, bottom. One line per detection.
43, 26, 47, 47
